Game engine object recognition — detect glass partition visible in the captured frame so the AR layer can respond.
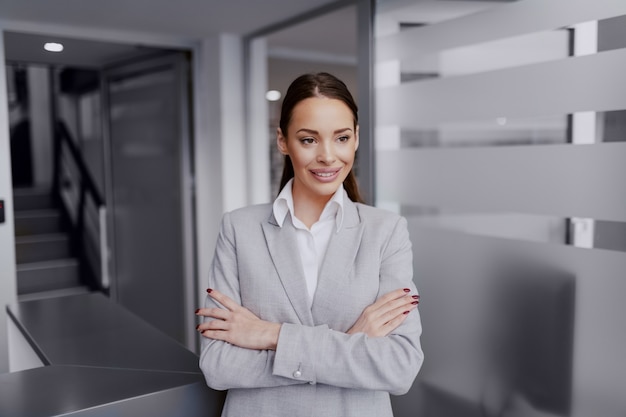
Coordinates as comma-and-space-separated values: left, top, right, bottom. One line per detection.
375, 1, 626, 416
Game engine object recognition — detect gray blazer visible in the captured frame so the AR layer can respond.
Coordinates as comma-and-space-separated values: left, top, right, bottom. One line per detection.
200, 197, 424, 417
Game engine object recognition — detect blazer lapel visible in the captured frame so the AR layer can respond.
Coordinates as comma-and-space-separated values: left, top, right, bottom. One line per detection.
311, 199, 364, 324
261, 213, 314, 327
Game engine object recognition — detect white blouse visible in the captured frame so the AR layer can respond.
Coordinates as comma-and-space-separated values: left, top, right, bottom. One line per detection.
272, 179, 345, 305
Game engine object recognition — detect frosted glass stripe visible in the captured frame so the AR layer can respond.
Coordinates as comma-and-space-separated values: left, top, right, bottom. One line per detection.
376, 0, 626, 61
377, 48, 626, 127
397, 207, 626, 253
376, 143, 626, 222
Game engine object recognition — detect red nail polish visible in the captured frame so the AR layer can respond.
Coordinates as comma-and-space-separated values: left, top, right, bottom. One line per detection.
412, 301, 419, 305
195, 308, 200, 314
207, 288, 213, 294
195, 324, 200, 330
412, 295, 420, 299
403, 310, 410, 314
403, 288, 410, 293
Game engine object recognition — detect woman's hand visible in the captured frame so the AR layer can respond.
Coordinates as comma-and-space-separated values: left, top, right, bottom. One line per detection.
196, 289, 281, 351
347, 288, 419, 338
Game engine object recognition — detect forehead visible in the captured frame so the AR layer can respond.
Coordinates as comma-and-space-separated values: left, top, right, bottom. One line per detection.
289, 97, 354, 129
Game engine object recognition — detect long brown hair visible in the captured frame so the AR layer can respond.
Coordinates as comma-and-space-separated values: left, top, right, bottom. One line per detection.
277, 72, 364, 203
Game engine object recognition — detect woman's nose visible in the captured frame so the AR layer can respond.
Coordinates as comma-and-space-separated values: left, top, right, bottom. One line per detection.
317, 142, 336, 164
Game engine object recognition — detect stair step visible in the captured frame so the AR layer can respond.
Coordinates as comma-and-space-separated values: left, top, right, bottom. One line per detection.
13, 187, 54, 211
18, 286, 92, 303
14, 209, 63, 236
17, 258, 81, 294
15, 233, 72, 264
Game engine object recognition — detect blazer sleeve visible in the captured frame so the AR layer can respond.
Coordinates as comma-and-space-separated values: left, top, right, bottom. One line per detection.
198, 212, 307, 391
272, 215, 424, 395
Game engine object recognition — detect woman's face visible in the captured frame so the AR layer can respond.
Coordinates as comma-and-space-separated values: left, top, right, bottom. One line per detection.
278, 96, 359, 202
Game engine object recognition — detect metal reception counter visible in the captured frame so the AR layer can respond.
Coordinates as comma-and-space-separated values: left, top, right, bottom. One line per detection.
2, 292, 225, 417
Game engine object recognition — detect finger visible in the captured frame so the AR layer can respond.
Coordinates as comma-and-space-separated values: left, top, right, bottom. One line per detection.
378, 288, 411, 303
368, 294, 416, 321
200, 329, 229, 341
380, 310, 411, 336
196, 313, 234, 334
373, 288, 414, 309
206, 288, 243, 312
197, 307, 230, 320
375, 299, 416, 327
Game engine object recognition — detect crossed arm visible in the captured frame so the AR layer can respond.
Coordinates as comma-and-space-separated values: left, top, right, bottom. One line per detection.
197, 213, 423, 394
197, 287, 419, 351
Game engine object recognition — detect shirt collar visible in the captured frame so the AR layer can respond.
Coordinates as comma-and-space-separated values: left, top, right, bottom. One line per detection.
273, 178, 345, 232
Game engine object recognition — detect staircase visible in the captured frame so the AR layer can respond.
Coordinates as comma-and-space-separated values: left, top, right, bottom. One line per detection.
13, 187, 91, 301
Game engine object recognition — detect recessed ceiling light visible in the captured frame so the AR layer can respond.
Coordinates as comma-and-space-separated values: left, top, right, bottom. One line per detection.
266, 90, 281, 102
44, 42, 64, 52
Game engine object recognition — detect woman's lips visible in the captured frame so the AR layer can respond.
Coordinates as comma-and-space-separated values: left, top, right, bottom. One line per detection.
310, 168, 341, 182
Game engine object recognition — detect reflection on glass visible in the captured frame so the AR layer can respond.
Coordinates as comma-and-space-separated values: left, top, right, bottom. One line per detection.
398, 115, 569, 148
399, 28, 570, 82
377, 109, 626, 149
483, 259, 576, 417
601, 110, 626, 142
400, 206, 567, 246
396, 205, 626, 253
400, 225, 577, 417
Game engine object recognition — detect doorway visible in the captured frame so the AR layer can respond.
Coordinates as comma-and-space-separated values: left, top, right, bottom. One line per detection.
4, 33, 196, 347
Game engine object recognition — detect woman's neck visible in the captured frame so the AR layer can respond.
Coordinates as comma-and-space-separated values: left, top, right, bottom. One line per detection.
292, 186, 332, 229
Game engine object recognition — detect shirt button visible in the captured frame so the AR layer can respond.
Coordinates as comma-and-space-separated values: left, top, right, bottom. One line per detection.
293, 370, 302, 378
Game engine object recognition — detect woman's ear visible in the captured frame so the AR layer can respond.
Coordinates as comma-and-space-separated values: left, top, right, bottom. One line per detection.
277, 128, 288, 155
355, 125, 360, 152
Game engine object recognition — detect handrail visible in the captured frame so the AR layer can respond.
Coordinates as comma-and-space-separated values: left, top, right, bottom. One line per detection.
53, 120, 109, 292
53, 121, 104, 207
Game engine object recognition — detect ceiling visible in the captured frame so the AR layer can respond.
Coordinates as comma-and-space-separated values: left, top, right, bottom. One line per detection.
1, 0, 515, 68
0, 0, 342, 39
1, 0, 513, 95
0, 0, 348, 67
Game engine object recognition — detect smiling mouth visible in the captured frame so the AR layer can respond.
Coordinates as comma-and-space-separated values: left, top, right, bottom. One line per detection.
311, 168, 341, 178
314, 171, 338, 177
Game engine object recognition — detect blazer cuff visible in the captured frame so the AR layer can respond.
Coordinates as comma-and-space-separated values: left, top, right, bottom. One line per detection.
273, 322, 328, 384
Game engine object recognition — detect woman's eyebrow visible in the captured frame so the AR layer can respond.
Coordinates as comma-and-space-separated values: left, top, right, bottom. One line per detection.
295, 127, 353, 134
296, 128, 318, 135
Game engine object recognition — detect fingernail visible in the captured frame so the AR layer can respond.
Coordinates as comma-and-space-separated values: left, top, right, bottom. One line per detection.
403, 288, 410, 293
412, 295, 420, 299
195, 308, 200, 314
403, 310, 410, 314
411, 301, 419, 305
207, 288, 213, 294
195, 324, 200, 330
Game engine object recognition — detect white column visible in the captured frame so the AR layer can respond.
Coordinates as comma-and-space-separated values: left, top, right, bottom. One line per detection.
246, 37, 271, 204
192, 34, 247, 317
0, 29, 19, 374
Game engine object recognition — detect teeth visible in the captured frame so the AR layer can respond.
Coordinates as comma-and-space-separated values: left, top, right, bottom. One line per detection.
315, 172, 336, 177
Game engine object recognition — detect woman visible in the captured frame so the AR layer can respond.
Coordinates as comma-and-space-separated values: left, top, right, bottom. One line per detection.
196, 72, 423, 417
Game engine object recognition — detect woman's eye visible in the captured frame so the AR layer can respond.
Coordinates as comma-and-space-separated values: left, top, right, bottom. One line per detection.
300, 137, 315, 144
337, 135, 350, 142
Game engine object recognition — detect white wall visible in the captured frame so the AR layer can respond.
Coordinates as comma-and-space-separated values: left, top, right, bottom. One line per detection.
0, 29, 19, 374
